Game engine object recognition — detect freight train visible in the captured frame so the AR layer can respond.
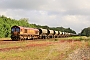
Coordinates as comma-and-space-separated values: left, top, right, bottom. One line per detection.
11, 25, 74, 41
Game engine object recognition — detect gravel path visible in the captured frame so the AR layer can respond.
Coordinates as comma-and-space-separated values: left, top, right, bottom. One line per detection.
65, 47, 90, 60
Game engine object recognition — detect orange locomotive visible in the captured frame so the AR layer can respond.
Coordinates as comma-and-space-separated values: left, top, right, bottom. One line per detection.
11, 26, 39, 40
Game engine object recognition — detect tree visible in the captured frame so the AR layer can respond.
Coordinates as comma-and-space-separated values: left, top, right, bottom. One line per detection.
81, 27, 90, 37
19, 18, 28, 23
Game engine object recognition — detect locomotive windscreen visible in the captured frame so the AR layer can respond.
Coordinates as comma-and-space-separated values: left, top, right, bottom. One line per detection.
16, 28, 20, 32
11, 28, 15, 32
11, 27, 20, 32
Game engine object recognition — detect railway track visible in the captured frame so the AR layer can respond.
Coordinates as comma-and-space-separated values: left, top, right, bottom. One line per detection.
0, 38, 81, 44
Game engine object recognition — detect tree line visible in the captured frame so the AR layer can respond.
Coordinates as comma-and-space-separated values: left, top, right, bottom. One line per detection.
80, 27, 90, 37
0, 15, 76, 38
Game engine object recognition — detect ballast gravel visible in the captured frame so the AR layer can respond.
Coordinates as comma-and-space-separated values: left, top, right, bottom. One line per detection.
65, 47, 90, 60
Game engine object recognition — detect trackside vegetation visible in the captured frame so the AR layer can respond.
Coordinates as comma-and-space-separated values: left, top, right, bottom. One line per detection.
0, 15, 76, 38
80, 27, 90, 37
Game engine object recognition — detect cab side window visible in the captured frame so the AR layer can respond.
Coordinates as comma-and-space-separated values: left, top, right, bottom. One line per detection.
21, 29, 22, 31
35, 31, 38, 34
24, 29, 27, 33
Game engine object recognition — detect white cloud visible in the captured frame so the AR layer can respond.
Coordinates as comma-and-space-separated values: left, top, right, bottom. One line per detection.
0, 0, 90, 33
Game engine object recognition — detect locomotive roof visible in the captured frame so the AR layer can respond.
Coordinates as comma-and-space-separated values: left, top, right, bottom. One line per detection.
11, 25, 39, 31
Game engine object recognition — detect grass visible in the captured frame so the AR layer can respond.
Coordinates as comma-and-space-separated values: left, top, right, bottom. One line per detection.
0, 36, 90, 60
0, 41, 29, 48
0, 42, 87, 60
0, 40, 53, 49
0, 46, 54, 60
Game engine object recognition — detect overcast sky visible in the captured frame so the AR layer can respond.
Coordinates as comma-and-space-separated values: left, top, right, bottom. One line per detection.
0, 0, 90, 33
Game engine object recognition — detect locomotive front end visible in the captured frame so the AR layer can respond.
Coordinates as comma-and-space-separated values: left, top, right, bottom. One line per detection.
11, 26, 20, 40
